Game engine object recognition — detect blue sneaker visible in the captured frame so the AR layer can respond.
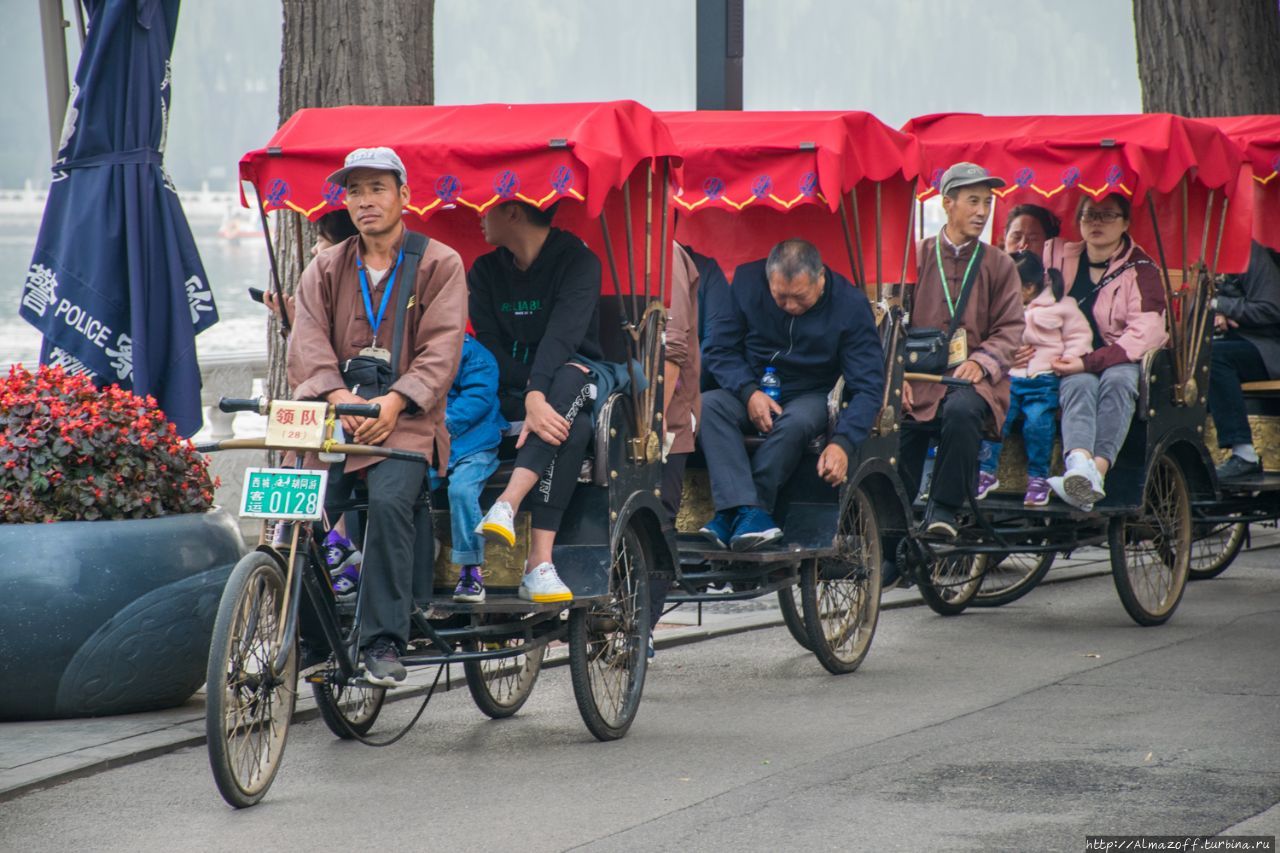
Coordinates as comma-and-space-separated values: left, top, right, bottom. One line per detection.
730, 508, 783, 551
699, 510, 738, 549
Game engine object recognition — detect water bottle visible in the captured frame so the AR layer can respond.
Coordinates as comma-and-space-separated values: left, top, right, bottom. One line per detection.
918, 442, 937, 501
761, 366, 782, 402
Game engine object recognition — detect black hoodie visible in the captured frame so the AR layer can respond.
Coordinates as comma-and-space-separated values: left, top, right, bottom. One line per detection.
468, 228, 603, 397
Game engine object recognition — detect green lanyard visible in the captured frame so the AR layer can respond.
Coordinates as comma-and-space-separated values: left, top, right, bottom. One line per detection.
935, 236, 981, 319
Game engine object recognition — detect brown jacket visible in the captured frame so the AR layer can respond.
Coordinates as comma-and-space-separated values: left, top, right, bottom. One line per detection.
666, 244, 701, 454
907, 234, 1024, 430
289, 230, 468, 474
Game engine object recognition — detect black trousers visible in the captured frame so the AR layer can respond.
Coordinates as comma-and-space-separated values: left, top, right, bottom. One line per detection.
321, 457, 430, 652
899, 385, 988, 511
510, 365, 595, 530
1208, 337, 1270, 447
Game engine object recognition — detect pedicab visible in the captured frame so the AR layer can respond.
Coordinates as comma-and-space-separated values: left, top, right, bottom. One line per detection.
657, 110, 920, 674
1186, 115, 1280, 579
201, 101, 680, 808
899, 112, 1250, 624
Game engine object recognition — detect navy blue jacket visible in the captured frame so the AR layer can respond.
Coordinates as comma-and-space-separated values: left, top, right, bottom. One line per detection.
445, 335, 509, 466
702, 261, 885, 454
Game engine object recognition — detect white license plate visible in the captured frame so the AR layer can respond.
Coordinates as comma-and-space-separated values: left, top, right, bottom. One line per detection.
240, 467, 329, 520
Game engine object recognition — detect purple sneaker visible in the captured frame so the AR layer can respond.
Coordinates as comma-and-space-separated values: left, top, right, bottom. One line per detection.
323, 529, 362, 574
975, 471, 1000, 500
453, 565, 486, 603
1023, 477, 1051, 507
332, 564, 360, 599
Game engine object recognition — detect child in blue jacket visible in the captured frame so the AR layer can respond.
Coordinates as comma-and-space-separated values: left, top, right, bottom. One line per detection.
432, 334, 509, 602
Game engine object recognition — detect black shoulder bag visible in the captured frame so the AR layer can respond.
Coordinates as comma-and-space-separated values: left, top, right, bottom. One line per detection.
905, 242, 984, 375
340, 230, 429, 405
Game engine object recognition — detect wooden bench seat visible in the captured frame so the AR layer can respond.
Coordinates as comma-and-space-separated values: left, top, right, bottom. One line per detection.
1241, 380, 1280, 394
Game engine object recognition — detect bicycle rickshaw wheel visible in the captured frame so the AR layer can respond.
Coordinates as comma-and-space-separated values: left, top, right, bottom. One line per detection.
206, 551, 298, 808
971, 549, 1055, 608
568, 521, 650, 741
800, 487, 882, 674
1188, 520, 1247, 580
1108, 453, 1192, 626
464, 635, 546, 719
911, 541, 984, 616
777, 583, 813, 651
312, 675, 386, 738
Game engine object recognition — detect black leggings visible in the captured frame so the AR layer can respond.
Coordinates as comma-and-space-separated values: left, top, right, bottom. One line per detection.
512, 365, 595, 530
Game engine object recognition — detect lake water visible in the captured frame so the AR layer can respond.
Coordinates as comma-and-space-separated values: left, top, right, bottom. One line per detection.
1, 218, 270, 368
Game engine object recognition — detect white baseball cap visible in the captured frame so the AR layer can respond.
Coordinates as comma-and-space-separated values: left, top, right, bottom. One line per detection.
326, 147, 408, 187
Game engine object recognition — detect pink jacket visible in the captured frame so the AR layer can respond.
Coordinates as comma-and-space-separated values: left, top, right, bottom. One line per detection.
1014, 288, 1094, 378
1045, 238, 1169, 373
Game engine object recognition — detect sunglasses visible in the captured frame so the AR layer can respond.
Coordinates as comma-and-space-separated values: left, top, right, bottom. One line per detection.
1080, 210, 1125, 224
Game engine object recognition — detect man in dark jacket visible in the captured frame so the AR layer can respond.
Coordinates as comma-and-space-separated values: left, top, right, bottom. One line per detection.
1210, 240, 1280, 479
468, 200, 601, 602
699, 238, 885, 550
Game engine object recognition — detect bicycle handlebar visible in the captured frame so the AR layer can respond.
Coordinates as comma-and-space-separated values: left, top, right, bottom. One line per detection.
216, 397, 382, 419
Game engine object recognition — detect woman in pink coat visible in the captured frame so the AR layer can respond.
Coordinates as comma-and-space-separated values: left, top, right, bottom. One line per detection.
977, 252, 1093, 506
1044, 193, 1169, 510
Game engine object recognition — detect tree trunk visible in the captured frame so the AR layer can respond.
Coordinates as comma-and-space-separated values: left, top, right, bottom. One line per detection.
267, 0, 435, 401
1133, 0, 1280, 116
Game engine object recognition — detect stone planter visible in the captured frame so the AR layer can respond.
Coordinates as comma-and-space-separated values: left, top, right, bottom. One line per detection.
0, 508, 244, 720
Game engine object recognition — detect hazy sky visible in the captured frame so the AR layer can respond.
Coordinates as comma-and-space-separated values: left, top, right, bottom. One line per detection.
4, 0, 1142, 188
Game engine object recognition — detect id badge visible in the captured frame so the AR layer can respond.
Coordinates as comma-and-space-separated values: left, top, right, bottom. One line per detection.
947, 330, 968, 368
359, 345, 392, 363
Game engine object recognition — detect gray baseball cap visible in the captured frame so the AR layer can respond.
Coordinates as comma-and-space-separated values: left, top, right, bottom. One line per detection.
939, 161, 1006, 196
326, 146, 408, 188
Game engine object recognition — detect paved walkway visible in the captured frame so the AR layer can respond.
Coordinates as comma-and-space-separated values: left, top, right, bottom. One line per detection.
0, 552, 1122, 802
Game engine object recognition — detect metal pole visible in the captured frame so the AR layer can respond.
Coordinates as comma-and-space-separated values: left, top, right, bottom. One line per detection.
849, 189, 866, 291
838, 196, 861, 288
1145, 193, 1183, 388
623, 179, 638, 327
695, 0, 744, 110
38, 0, 71, 163
658, 160, 671, 306
897, 194, 916, 302
874, 181, 883, 294
72, 0, 86, 47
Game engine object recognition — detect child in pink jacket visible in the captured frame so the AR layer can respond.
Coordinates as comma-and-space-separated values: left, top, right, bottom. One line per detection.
977, 251, 1093, 506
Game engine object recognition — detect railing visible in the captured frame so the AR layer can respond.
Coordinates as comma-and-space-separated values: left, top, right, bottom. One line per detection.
196, 351, 270, 539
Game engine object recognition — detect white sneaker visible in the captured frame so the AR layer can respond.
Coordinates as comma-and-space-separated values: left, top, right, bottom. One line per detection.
1047, 474, 1094, 512
1061, 453, 1106, 507
476, 500, 516, 547
519, 562, 574, 603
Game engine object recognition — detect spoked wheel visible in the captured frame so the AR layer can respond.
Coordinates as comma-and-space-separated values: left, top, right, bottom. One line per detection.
206, 552, 298, 808
312, 673, 386, 738
904, 538, 983, 616
464, 632, 546, 719
1188, 520, 1248, 580
800, 487, 882, 674
972, 548, 1055, 608
1108, 453, 1192, 626
777, 582, 812, 651
568, 521, 650, 741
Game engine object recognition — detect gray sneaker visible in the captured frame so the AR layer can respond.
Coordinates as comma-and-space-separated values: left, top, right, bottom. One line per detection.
360, 637, 406, 687
1216, 454, 1262, 481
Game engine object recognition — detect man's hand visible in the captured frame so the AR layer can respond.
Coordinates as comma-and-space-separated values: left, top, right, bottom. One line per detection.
747, 390, 783, 433
1051, 355, 1085, 376
1213, 314, 1238, 332
953, 359, 985, 384
326, 388, 369, 436
519, 391, 570, 448
1011, 344, 1034, 370
817, 443, 849, 486
353, 391, 406, 445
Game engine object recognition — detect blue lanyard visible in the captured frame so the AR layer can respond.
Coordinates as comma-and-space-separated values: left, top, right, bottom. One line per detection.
356, 249, 405, 344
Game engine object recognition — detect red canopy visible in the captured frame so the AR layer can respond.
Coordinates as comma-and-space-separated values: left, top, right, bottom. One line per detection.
903, 113, 1251, 273
240, 100, 676, 220
1197, 115, 1280, 253
660, 111, 920, 286
238, 101, 679, 297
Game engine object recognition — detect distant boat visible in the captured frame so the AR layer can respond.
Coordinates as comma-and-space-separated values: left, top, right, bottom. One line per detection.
217, 206, 263, 241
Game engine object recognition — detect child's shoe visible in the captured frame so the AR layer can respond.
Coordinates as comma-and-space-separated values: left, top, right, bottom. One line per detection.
453, 565, 486, 603
1023, 476, 1051, 507
332, 564, 360, 599
975, 471, 1000, 500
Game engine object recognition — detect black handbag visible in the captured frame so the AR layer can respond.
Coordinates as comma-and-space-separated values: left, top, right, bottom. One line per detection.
905, 243, 984, 375
339, 231, 429, 403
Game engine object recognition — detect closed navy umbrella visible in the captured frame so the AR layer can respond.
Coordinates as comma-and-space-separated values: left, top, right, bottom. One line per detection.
19, 0, 217, 436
